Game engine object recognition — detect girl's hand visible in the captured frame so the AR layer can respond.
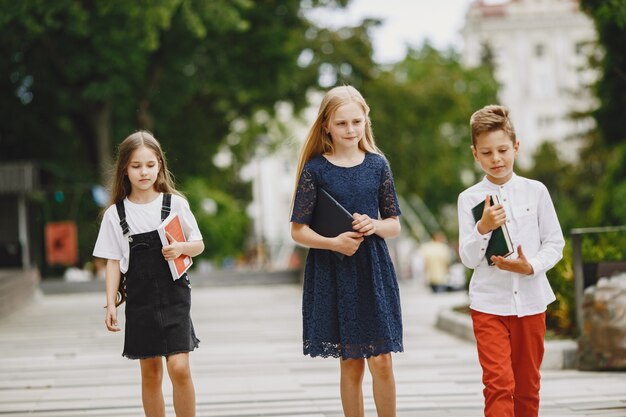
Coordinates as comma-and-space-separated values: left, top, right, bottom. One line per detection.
491, 245, 534, 275
333, 231, 364, 256
478, 195, 506, 234
162, 231, 183, 261
352, 213, 377, 236
105, 305, 121, 332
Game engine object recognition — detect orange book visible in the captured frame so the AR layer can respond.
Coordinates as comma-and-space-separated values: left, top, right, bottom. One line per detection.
157, 213, 193, 280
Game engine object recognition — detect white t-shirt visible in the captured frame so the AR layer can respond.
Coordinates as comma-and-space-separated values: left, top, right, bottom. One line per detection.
93, 193, 202, 273
457, 173, 564, 317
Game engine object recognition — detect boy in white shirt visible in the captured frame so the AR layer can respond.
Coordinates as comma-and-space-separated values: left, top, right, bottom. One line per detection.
457, 105, 564, 417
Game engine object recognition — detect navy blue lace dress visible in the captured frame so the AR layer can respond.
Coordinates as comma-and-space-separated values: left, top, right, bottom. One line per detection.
291, 152, 403, 359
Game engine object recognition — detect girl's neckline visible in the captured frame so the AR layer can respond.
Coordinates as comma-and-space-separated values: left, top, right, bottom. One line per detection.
126, 192, 162, 206
322, 152, 368, 168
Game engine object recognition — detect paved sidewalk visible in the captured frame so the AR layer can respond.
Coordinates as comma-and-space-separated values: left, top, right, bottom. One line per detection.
1, 281, 626, 416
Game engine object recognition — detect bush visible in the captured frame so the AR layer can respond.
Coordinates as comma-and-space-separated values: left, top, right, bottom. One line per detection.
546, 240, 576, 338
182, 177, 251, 264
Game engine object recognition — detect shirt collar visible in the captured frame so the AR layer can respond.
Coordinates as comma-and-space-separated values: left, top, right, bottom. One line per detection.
481, 172, 518, 190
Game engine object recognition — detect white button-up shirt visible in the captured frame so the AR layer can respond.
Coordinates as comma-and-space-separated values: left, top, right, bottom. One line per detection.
457, 173, 565, 317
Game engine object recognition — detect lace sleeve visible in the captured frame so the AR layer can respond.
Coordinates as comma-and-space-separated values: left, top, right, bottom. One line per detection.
290, 166, 317, 224
378, 160, 401, 219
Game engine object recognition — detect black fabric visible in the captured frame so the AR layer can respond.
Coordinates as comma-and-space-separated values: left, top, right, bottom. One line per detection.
161, 193, 171, 221
122, 229, 198, 359
116, 201, 130, 235
116, 194, 199, 359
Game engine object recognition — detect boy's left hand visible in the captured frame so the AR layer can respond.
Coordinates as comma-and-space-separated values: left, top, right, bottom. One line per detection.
162, 231, 183, 261
491, 245, 534, 275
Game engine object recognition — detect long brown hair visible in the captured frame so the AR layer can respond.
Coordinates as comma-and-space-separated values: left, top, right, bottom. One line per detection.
107, 130, 183, 207
292, 86, 383, 199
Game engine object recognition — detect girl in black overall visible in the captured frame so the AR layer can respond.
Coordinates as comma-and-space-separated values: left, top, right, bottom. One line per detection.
94, 131, 204, 417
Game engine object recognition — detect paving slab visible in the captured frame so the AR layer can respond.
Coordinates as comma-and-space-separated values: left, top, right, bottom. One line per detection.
0, 280, 625, 416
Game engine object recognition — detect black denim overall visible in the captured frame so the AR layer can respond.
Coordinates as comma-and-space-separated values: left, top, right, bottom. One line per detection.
116, 194, 199, 359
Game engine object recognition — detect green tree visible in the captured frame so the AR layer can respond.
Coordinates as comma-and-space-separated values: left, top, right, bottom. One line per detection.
182, 178, 250, 263
0, 0, 350, 267
0, 0, 347, 186
578, 0, 626, 226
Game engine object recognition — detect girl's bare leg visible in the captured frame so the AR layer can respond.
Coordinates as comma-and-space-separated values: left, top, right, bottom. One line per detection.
367, 353, 396, 417
340, 358, 365, 417
166, 353, 196, 417
139, 357, 166, 417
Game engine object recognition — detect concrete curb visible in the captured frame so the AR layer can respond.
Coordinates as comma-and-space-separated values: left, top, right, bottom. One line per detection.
435, 308, 578, 370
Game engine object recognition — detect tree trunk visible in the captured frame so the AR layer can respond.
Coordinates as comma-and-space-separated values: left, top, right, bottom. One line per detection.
92, 101, 113, 185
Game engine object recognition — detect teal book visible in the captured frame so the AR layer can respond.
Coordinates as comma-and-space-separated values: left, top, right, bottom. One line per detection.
471, 195, 514, 265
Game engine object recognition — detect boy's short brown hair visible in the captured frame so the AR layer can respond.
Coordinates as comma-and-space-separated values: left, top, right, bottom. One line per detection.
470, 104, 516, 147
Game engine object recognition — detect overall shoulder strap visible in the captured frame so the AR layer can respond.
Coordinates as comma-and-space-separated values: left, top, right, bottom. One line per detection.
161, 194, 172, 221
115, 201, 130, 235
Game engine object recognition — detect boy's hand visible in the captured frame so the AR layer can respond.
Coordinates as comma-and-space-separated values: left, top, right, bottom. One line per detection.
333, 231, 364, 256
477, 194, 506, 234
491, 245, 534, 275
162, 231, 183, 261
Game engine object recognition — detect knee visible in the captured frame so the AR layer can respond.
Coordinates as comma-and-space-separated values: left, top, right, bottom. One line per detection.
484, 371, 515, 396
367, 354, 394, 379
340, 358, 365, 383
141, 361, 163, 385
167, 356, 192, 384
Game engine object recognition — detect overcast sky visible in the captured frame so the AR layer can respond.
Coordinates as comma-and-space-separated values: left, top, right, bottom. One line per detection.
307, 0, 498, 64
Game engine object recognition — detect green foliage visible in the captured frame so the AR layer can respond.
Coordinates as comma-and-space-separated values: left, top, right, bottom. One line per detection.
580, 0, 626, 146
182, 178, 250, 263
0, 0, 334, 182
575, 0, 626, 227
546, 240, 577, 338
0, 0, 350, 268
581, 231, 626, 262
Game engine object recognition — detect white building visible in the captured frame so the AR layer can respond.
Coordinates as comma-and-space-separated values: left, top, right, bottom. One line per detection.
239, 93, 324, 270
461, 0, 597, 165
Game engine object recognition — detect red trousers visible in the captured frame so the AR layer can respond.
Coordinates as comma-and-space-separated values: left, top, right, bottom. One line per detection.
471, 310, 546, 417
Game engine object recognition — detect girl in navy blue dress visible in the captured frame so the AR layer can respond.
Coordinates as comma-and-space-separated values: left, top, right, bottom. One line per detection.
94, 131, 204, 417
290, 86, 403, 417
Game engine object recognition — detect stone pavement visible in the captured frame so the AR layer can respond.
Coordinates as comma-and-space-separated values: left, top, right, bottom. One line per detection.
1, 280, 626, 417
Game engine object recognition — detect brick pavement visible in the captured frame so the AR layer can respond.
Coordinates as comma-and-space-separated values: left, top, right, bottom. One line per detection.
1, 280, 626, 416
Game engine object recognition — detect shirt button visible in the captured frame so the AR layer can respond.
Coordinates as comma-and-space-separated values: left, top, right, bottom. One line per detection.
514, 291, 518, 294
503, 198, 507, 202
481, 248, 485, 251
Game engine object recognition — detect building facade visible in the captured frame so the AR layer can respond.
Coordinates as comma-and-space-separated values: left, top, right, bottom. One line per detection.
461, 0, 597, 165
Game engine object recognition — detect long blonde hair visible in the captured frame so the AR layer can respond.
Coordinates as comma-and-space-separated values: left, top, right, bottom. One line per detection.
107, 130, 183, 206
293, 86, 383, 192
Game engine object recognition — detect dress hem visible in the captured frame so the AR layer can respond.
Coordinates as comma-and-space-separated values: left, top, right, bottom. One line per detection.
304, 340, 404, 360
122, 344, 199, 360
